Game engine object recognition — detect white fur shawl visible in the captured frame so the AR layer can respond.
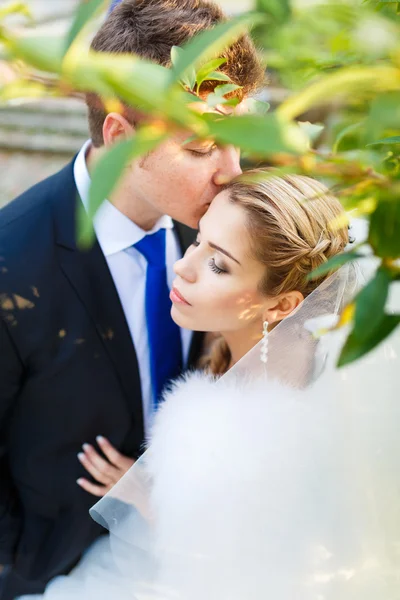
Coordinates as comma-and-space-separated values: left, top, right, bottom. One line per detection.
144, 372, 341, 600
37, 368, 400, 600
143, 370, 399, 600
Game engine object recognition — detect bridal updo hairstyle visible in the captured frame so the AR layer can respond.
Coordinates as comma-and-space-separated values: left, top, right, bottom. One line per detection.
205, 170, 349, 375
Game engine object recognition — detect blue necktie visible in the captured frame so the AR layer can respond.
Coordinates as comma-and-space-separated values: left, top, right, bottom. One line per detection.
134, 229, 183, 408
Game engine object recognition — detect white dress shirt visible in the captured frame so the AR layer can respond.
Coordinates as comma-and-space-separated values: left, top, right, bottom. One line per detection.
74, 140, 192, 434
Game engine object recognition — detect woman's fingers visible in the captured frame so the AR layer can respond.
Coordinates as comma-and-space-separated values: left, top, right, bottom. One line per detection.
77, 450, 113, 486
82, 443, 118, 481
96, 436, 135, 471
76, 477, 109, 498
77, 439, 135, 496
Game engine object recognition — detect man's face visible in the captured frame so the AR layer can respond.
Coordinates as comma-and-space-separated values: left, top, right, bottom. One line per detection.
124, 103, 245, 229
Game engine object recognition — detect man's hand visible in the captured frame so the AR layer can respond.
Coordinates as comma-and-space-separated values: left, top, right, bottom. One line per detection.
77, 436, 135, 497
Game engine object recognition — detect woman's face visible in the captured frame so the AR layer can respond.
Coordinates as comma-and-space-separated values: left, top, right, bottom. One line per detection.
171, 190, 267, 335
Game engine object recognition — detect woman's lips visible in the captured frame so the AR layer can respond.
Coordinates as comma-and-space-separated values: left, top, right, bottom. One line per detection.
170, 287, 191, 306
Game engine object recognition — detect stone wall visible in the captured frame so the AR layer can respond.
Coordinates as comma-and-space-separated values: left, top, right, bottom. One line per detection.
0, 97, 89, 207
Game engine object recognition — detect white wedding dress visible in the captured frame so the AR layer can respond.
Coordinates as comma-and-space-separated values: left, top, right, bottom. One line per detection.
20, 258, 400, 600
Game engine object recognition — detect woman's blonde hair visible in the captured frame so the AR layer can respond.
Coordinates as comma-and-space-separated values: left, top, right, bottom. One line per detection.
202, 169, 349, 376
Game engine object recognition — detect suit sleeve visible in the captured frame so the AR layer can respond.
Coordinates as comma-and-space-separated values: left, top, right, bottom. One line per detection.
0, 317, 23, 564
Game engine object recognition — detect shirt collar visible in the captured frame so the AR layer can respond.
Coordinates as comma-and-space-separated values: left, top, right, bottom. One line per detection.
73, 140, 174, 257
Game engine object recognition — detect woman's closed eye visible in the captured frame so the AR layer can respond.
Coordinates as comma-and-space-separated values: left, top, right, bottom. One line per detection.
209, 258, 228, 275
191, 236, 229, 274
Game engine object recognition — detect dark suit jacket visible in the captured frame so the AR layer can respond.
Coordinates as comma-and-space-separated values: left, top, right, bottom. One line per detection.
0, 160, 203, 597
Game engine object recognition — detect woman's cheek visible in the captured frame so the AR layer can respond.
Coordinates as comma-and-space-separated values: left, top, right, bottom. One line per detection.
227, 290, 262, 323
207, 287, 249, 316
198, 276, 258, 317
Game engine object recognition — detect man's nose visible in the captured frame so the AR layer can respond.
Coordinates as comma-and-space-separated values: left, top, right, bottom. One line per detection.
213, 145, 242, 187
174, 253, 197, 283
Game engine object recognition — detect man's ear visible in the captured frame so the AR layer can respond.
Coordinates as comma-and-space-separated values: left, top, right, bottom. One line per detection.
263, 291, 304, 325
103, 113, 135, 147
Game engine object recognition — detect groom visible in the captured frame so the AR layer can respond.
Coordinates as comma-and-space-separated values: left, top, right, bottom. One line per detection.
0, 0, 263, 598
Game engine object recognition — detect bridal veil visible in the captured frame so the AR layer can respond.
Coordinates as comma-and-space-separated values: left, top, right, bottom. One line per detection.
90, 255, 400, 600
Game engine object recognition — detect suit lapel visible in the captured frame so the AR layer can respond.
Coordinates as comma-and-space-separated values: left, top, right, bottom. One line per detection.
173, 221, 197, 251
52, 162, 144, 436
51, 163, 203, 427
173, 221, 205, 368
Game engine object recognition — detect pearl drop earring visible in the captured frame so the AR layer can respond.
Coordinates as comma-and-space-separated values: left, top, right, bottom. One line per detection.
260, 321, 269, 364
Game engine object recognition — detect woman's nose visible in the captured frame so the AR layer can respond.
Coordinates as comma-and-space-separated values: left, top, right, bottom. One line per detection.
174, 253, 197, 283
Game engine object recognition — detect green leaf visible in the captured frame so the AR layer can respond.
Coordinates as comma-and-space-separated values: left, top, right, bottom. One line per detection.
69, 52, 169, 105
0, 2, 32, 22
214, 84, 241, 95
196, 58, 227, 90
78, 140, 135, 246
206, 83, 242, 107
206, 113, 309, 155
76, 200, 96, 249
3, 34, 64, 73
338, 266, 395, 368
367, 136, 400, 146
353, 267, 391, 342
88, 53, 199, 128
247, 98, 270, 116
369, 198, 400, 258
203, 71, 232, 84
171, 46, 196, 90
169, 12, 266, 86
297, 121, 324, 144
338, 314, 400, 367
78, 130, 166, 246
64, 0, 105, 54
223, 97, 241, 108
307, 251, 364, 280
278, 66, 400, 122
0, 79, 49, 102
333, 121, 364, 153
364, 93, 400, 145
255, 0, 291, 24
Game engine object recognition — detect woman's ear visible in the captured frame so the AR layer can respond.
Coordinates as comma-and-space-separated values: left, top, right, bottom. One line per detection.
263, 291, 304, 325
103, 112, 135, 148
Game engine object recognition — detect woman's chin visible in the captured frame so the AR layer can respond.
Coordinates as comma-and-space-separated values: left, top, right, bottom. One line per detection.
171, 305, 201, 331
171, 305, 191, 329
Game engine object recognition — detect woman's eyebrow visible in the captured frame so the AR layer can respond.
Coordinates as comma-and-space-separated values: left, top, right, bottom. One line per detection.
197, 222, 241, 265
208, 242, 241, 265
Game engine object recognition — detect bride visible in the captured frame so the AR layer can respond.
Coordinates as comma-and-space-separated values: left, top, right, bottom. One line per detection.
21, 171, 400, 600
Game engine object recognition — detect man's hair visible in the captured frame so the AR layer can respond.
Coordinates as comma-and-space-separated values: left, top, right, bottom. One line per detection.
87, 0, 264, 147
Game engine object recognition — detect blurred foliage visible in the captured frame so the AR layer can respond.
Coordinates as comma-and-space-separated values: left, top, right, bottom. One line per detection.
254, 0, 400, 367
254, 0, 399, 87
0, 0, 399, 367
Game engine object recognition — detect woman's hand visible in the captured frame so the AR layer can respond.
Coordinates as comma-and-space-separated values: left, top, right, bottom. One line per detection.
77, 436, 135, 497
